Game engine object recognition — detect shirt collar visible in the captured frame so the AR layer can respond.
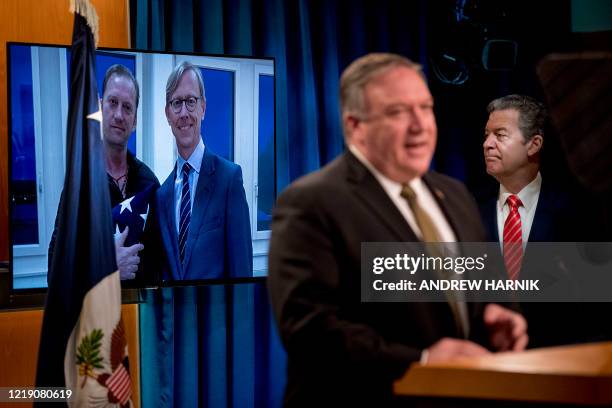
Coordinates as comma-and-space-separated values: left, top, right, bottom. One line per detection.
176, 138, 205, 175
348, 144, 423, 195
499, 172, 542, 211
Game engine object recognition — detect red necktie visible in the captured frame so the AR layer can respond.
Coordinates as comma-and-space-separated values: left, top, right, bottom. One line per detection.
503, 195, 523, 280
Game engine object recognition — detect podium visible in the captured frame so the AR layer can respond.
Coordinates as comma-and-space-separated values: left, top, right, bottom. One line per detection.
394, 342, 612, 406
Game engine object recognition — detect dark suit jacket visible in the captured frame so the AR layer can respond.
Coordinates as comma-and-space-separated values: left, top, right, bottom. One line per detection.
480, 179, 596, 347
268, 151, 489, 407
156, 148, 253, 280
480, 179, 580, 244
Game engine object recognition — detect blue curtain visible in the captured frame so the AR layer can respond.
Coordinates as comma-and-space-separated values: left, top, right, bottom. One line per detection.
133, 0, 433, 187
133, 0, 573, 406
139, 283, 284, 407
134, 1, 431, 406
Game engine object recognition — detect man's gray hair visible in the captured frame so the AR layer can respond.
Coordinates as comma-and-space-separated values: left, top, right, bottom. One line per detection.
102, 64, 140, 108
487, 94, 547, 141
340, 53, 424, 118
165, 61, 206, 104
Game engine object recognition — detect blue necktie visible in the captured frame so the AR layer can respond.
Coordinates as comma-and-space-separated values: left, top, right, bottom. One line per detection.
178, 162, 192, 264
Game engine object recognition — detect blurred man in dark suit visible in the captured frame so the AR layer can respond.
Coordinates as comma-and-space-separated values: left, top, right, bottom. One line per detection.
268, 53, 528, 407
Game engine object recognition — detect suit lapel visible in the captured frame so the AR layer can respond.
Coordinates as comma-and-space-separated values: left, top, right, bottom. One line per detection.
344, 154, 465, 337
523, 182, 548, 278
182, 148, 216, 270
422, 173, 479, 337
528, 183, 549, 242
159, 167, 181, 279
422, 173, 467, 241
484, 197, 499, 242
345, 152, 418, 241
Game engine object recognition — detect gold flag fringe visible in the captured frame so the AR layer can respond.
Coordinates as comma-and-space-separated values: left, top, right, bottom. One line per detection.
70, 0, 100, 47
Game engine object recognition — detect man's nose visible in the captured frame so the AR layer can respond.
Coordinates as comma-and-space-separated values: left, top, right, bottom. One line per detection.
178, 102, 190, 117
113, 107, 124, 121
408, 109, 424, 133
483, 134, 495, 149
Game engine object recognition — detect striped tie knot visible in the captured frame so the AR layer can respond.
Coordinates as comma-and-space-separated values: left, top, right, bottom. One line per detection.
506, 194, 523, 211
182, 162, 192, 176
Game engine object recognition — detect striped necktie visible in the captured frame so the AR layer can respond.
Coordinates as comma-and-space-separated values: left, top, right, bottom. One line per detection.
178, 162, 192, 264
504, 194, 523, 280
503, 194, 523, 280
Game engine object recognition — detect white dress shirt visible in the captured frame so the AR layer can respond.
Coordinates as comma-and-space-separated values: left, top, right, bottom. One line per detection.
496, 172, 542, 248
174, 138, 205, 233
349, 145, 457, 242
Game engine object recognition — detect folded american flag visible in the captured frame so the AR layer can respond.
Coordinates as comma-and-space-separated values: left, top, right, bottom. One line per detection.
112, 184, 156, 246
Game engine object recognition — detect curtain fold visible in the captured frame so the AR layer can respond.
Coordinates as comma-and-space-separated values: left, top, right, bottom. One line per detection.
134, 1, 425, 406
140, 284, 280, 407
196, 0, 225, 53
132, 0, 572, 405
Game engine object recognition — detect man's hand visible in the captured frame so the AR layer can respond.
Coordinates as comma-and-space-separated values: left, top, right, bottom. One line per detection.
426, 338, 490, 364
114, 226, 144, 280
484, 303, 528, 351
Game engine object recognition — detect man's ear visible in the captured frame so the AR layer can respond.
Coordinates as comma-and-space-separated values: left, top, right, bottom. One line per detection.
527, 134, 543, 156
132, 109, 138, 132
343, 113, 361, 140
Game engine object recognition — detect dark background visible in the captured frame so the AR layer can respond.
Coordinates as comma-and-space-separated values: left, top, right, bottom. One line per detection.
130, 0, 611, 202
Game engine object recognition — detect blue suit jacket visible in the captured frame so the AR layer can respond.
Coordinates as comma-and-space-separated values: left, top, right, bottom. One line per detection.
156, 148, 253, 280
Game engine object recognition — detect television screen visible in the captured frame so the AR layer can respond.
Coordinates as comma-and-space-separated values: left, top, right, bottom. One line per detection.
7, 42, 275, 291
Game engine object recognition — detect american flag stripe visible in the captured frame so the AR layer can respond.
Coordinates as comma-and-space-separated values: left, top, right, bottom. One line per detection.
107, 364, 132, 405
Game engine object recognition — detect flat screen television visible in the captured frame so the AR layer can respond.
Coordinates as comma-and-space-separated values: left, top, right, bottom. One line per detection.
7, 42, 275, 292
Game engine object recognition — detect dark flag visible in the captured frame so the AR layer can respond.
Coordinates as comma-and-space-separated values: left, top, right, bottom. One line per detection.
35, 1, 132, 406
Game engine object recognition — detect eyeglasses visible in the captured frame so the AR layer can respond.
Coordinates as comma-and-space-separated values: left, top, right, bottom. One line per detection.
168, 96, 200, 113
